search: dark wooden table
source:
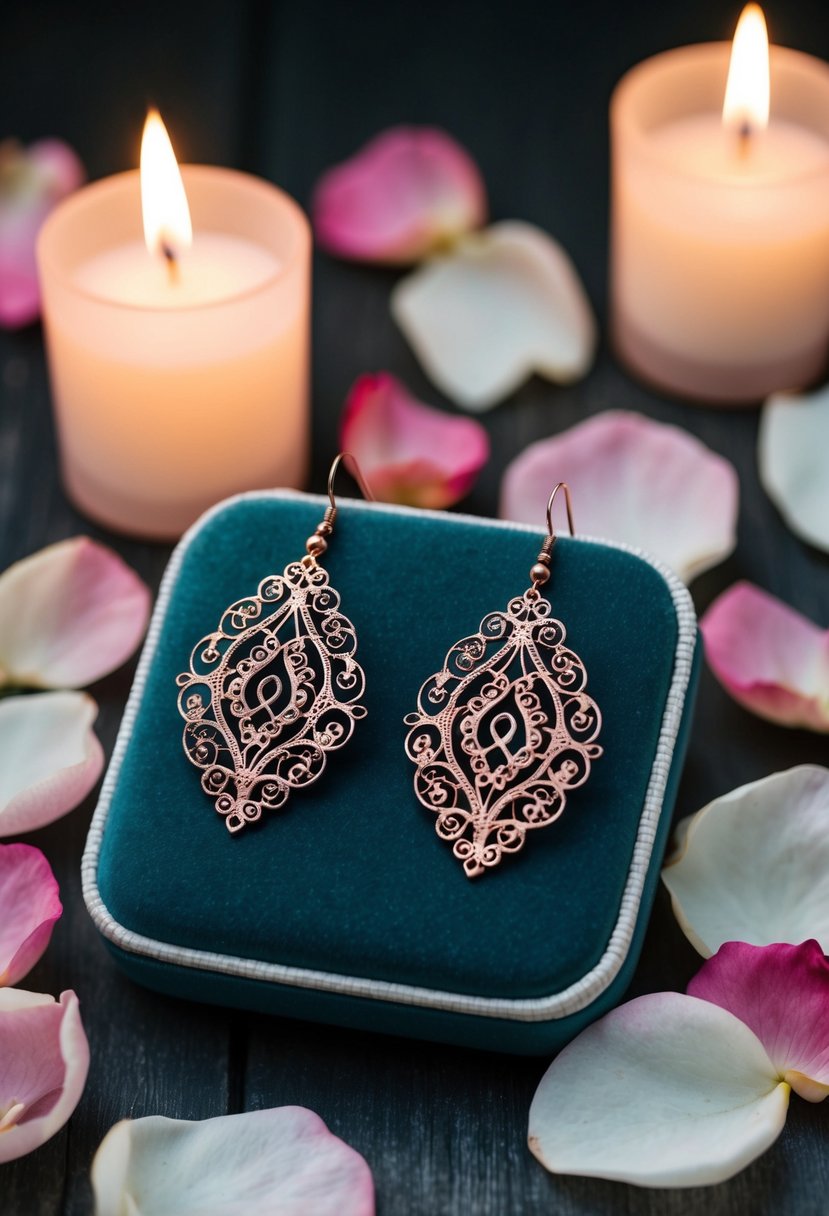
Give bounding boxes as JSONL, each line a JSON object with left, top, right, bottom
{"left": 2, "top": 2, "right": 828, "bottom": 1212}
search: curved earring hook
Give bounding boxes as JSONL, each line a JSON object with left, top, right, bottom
{"left": 529, "top": 481, "right": 576, "bottom": 593}
{"left": 327, "top": 451, "right": 374, "bottom": 511}
{"left": 546, "top": 481, "right": 575, "bottom": 540}
{"left": 305, "top": 452, "right": 374, "bottom": 563}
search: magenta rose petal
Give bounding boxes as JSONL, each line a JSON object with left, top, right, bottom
{"left": 689, "top": 941, "right": 829, "bottom": 1102}
{"left": 700, "top": 581, "right": 829, "bottom": 732}
{"left": 313, "top": 126, "right": 486, "bottom": 265}
{"left": 0, "top": 537, "right": 151, "bottom": 690}
{"left": 0, "top": 138, "right": 84, "bottom": 329}
{"left": 92, "top": 1106, "right": 375, "bottom": 1216}
{"left": 528, "top": 992, "right": 788, "bottom": 1188}
{"left": 501, "top": 410, "right": 738, "bottom": 582}
{"left": 0, "top": 989, "right": 90, "bottom": 1163}
{"left": 340, "top": 372, "right": 489, "bottom": 508}
{"left": 0, "top": 844, "right": 62, "bottom": 986}
{"left": 0, "top": 692, "right": 104, "bottom": 837}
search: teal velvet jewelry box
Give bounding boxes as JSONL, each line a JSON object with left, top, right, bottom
{"left": 82, "top": 490, "right": 700, "bottom": 1055}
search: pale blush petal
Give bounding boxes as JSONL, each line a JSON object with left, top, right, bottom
{"left": 701, "top": 582, "right": 829, "bottom": 732}
{"left": 0, "top": 844, "right": 62, "bottom": 986}
{"left": 0, "top": 692, "right": 103, "bottom": 837}
{"left": 528, "top": 992, "right": 787, "bottom": 1188}
{"left": 759, "top": 383, "right": 829, "bottom": 552}
{"left": 0, "top": 989, "right": 89, "bottom": 1163}
{"left": 392, "top": 221, "right": 595, "bottom": 410}
{"left": 0, "top": 537, "right": 151, "bottom": 689}
{"left": 27, "top": 140, "right": 86, "bottom": 198}
{"left": 313, "top": 126, "right": 486, "bottom": 265}
{"left": 0, "top": 139, "right": 84, "bottom": 329}
{"left": 340, "top": 372, "right": 489, "bottom": 508}
{"left": 501, "top": 410, "right": 738, "bottom": 582}
{"left": 92, "top": 1107, "right": 375, "bottom": 1216}
{"left": 662, "top": 765, "right": 829, "bottom": 957}
{"left": 688, "top": 941, "right": 829, "bottom": 1103}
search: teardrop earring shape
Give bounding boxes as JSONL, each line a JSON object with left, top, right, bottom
{"left": 176, "top": 454, "right": 371, "bottom": 834}
{"left": 404, "top": 483, "right": 603, "bottom": 878}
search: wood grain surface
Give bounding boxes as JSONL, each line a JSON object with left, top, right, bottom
{"left": 1, "top": 2, "right": 828, "bottom": 1212}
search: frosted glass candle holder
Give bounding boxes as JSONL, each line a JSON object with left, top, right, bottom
{"left": 610, "top": 44, "right": 829, "bottom": 404}
{"left": 37, "top": 166, "right": 311, "bottom": 538}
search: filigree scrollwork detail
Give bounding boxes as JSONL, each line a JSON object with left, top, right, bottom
{"left": 177, "top": 560, "right": 366, "bottom": 833}
{"left": 404, "top": 590, "right": 602, "bottom": 878}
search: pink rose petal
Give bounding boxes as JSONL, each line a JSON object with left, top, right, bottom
{"left": 92, "top": 1106, "right": 374, "bottom": 1216}
{"left": 689, "top": 941, "right": 829, "bottom": 1102}
{"left": 0, "top": 537, "right": 151, "bottom": 689}
{"left": 0, "top": 139, "right": 84, "bottom": 328}
{"left": 0, "top": 692, "right": 104, "bottom": 837}
{"left": 340, "top": 372, "right": 489, "bottom": 508}
{"left": 501, "top": 411, "right": 738, "bottom": 582}
{"left": 701, "top": 582, "right": 829, "bottom": 732}
{"left": 0, "top": 989, "right": 90, "bottom": 1163}
{"left": 0, "top": 844, "right": 62, "bottom": 987}
{"left": 313, "top": 126, "right": 486, "bottom": 265}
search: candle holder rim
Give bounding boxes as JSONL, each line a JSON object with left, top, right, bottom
{"left": 611, "top": 40, "right": 829, "bottom": 193}
{"left": 36, "top": 163, "right": 311, "bottom": 316}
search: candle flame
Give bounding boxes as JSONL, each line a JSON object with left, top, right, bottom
{"left": 723, "top": 4, "right": 770, "bottom": 135}
{"left": 140, "top": 109, "right": 192, "bottom": 262}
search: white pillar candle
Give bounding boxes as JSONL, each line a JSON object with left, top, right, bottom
{"left": 37, "top": 116, "right": 310, "bottom": 539}
{"left": 610, "top": 8, "right": 829, "bottom": 404}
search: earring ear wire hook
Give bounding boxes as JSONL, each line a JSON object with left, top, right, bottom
{"left": 327, "top": 451, "right": 375, "bottom": 513}
{"left": 530, "top": 481, "right": 576, "bottom": 591}
{"left": 306, "top": 452, "right": 374, "bottom": 562}
{"left": 546, "top": 481, "right": 575, "bottom": 539}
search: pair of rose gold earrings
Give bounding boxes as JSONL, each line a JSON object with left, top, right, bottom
{"left": 176, "top": 454, "right": 603, "bottom": 878}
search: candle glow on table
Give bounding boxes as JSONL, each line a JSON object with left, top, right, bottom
{"left": 37, "top": 110, "right": 310, "bottom": 538}
{"left": 610, "top": 5, "right": 829, "bottom": 403}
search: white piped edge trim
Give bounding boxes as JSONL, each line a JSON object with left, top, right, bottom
{"left": 82, "top": 490, "right": 697, "bottom": 1023}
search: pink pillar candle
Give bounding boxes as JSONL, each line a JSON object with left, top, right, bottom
{"left": 37, "top": 166, "right": 310, "bottom": 538}
{"left": 610, "top": 43, "right": 829, "bottom": 404}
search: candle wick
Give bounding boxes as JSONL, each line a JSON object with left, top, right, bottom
{"left": 162, "top": 241, "right": 179, "bottom": 284}
{"left": 737, "top": 120, "right": 752, "bottom": 159}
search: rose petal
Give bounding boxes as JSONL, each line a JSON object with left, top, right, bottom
{"left": 0, "top": 844, "right": 62, "bottom": 986}
{"left": 339, "top": 372, "right": 489, "bottom": 508}
{"left": 0, "top": 139, "right": 84, "bottom": 328}
{"left": 662, "top": 765, "right": 829, "bottom": 957}
{"left": 0, "top": 989, "right": 89, "bottom": 1163}
{"left": 0, "top": 537, "right": 151, "bottom": 689}
{"left": 0, "top": 692, "right": 103, "bottom": 837}
{"left": 501, "top": 410, "right": 738, "bottom": 582}
{"left": 392, "top": 221, "right": 596, "bottom": 410}
{"left": 759, "top": 382, "right": 829, "bottom": 553}
{"left": 689, "top": 941, "right": 829, "bottom": 1102}
{"left": 700, "top": 581, "right": 829, "bottom": 732}
{"left": 92, "top": 1107, "right": 375, "bottom": 1216}
{"left": 312, "top": 126, "right": 486, "bottom": 265}
{"left": 528, "top": 992, "right": 788, "bottom": 1188}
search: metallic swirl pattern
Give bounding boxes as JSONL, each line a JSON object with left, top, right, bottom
{"left": 404, "top": 590, "right": 602, "bottom": 878}
{"left": 177, "top": 560, "right": 366, "bottom": 833}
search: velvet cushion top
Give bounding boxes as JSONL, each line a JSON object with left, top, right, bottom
{"left": 97, "top": 493, "right": 683, "bottom": 1003}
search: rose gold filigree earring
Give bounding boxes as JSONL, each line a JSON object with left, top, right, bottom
{"left": 176, "top": 454, "right": 372, "bottom": 834}
{"left": 404, "top": 483, "right": 603, "bottom": 878}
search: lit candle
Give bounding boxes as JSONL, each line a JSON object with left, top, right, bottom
{"left": 37, "top": 111, "right": 310, "bottom": 538}
{"left": 610, "top": 6, "right": 829, "bottom": 404}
